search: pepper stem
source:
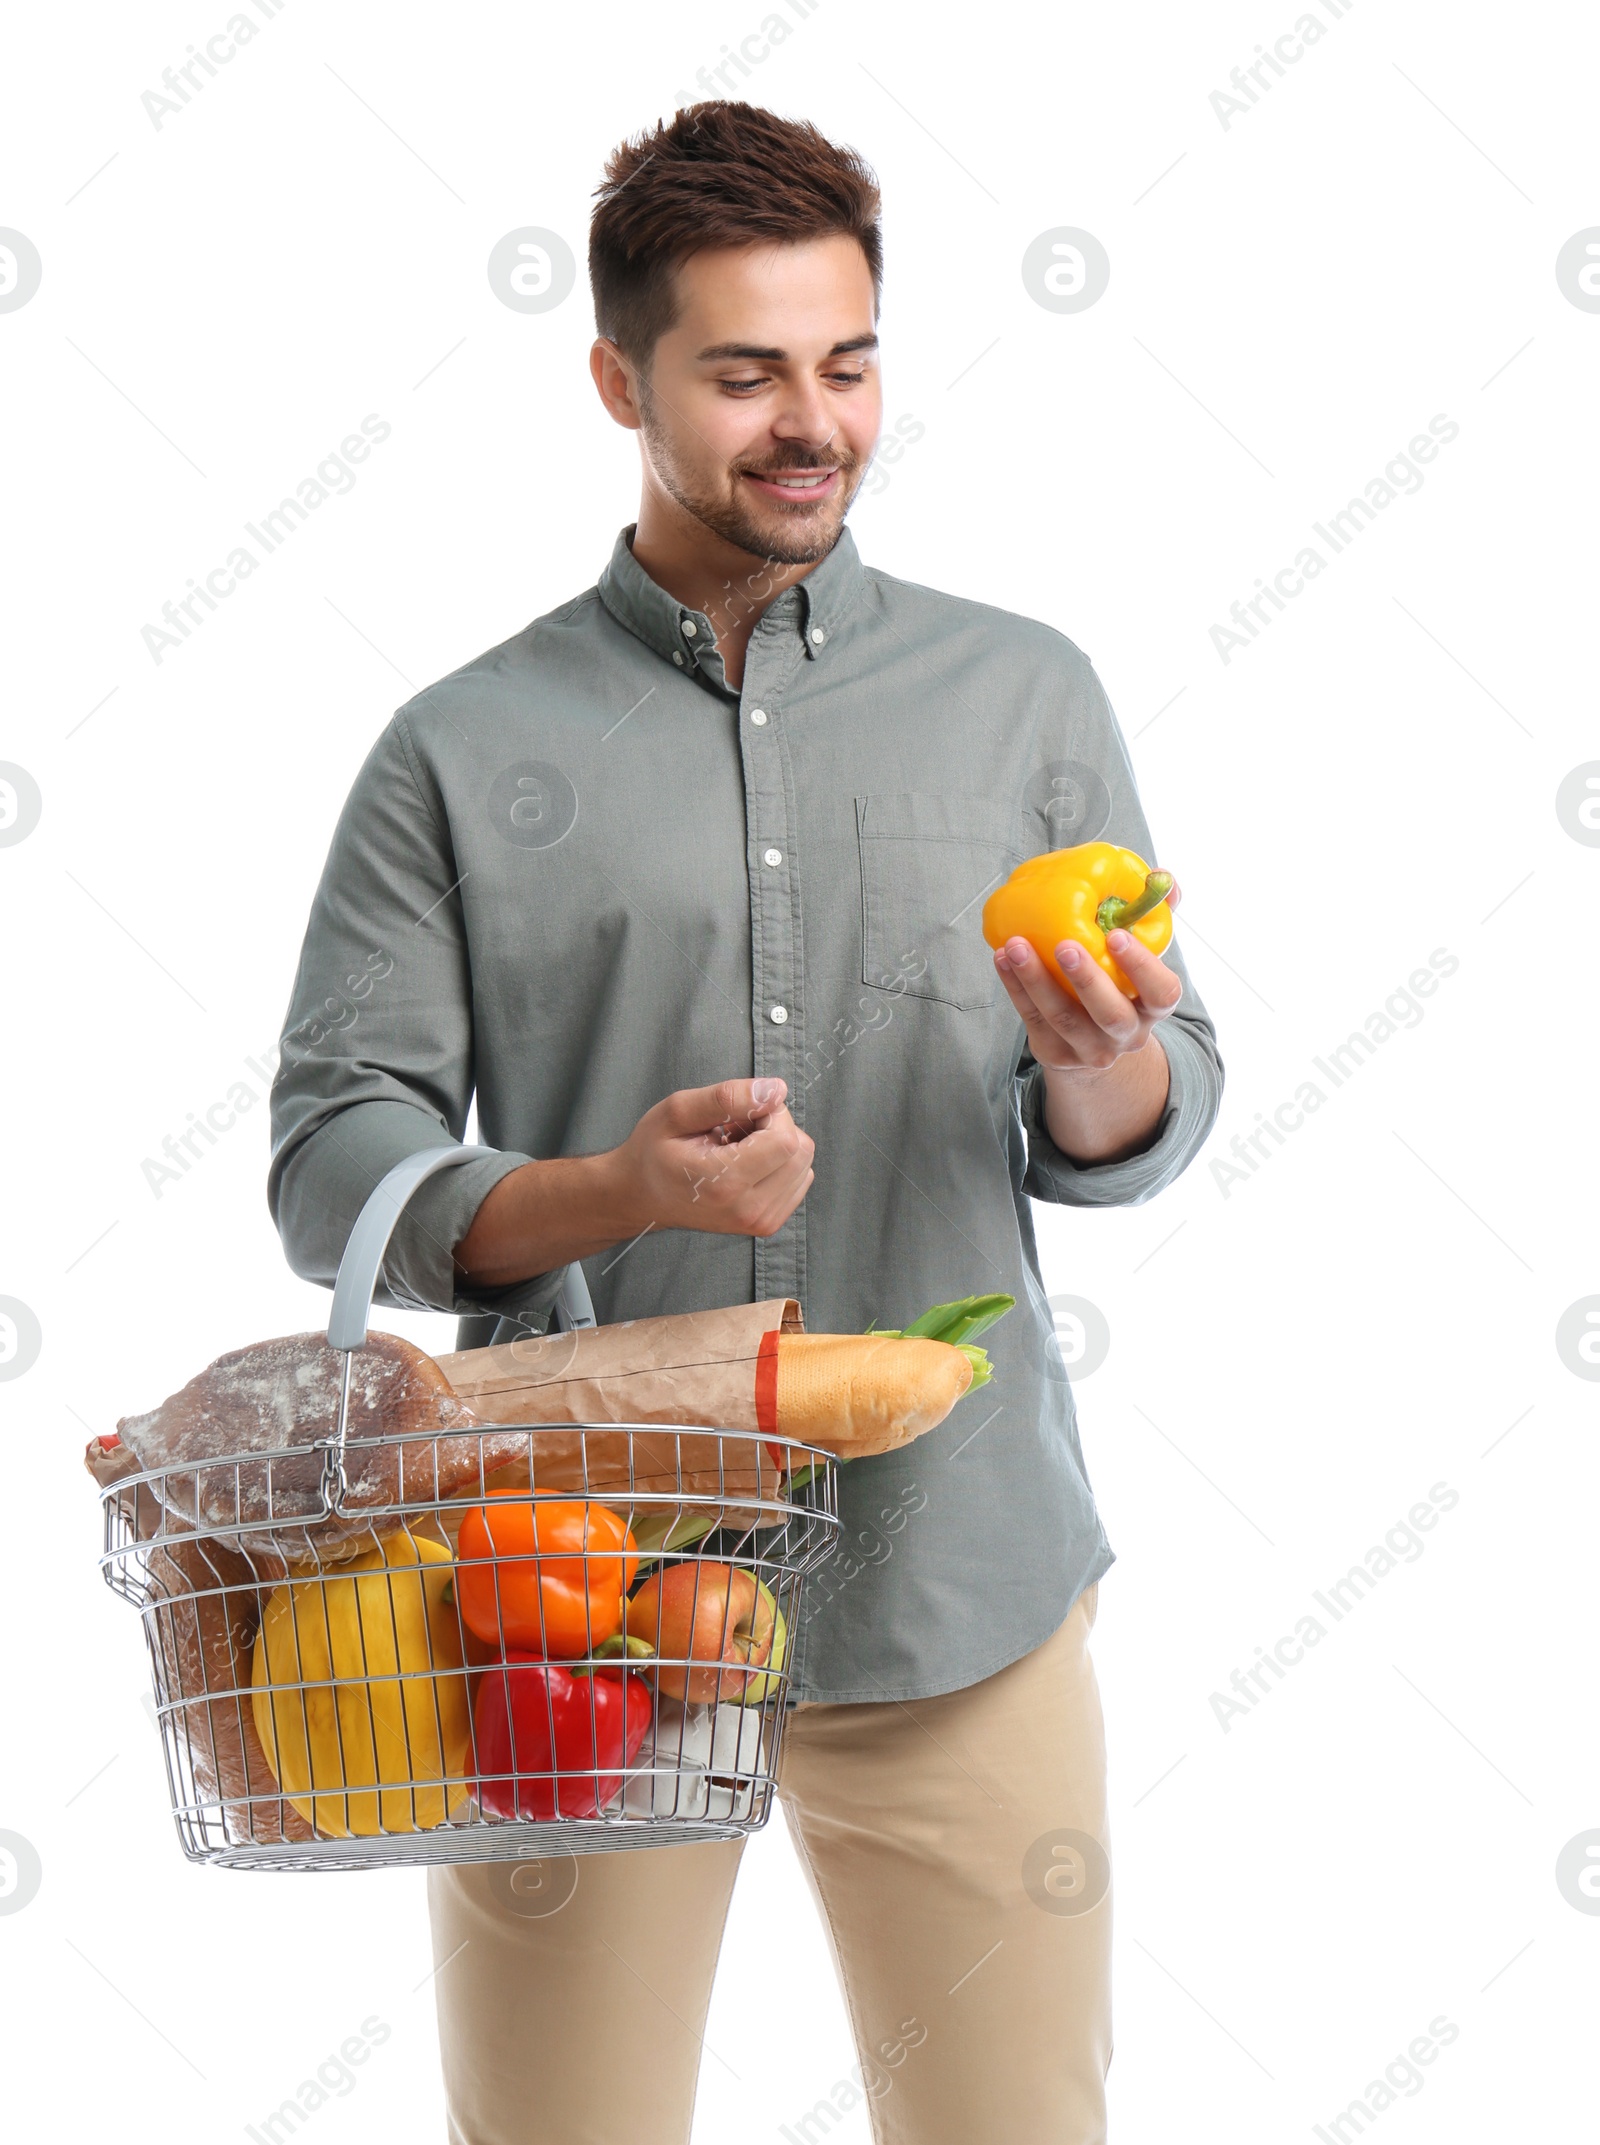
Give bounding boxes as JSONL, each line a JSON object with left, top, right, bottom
{"left": 569, "top": 1631, "right": 656, "bottom": 1678}
{"left": 1096, "top": 871, "right": 1173, "bottom": 935}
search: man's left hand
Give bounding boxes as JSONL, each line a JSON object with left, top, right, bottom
{"left": 992, "top": 882, "right": 1184, "bottom": 1076}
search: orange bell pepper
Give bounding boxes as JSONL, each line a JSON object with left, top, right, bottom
{"left": 455, "top": 1494, "right": 639, "bottom": 1658}
{"left": 982, "top": 841, "right": 1174, "bottom": 1000}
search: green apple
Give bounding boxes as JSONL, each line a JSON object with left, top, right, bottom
{"left": 733, "top": 1583, "right": 786, "bottom": 1706}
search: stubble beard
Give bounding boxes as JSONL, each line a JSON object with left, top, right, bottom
{"left": 637, "top": 386, "right": 861, "bottom": 567}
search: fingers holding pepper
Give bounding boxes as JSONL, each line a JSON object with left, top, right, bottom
{"left": 986, "top": 843, "right": 1184, "bottom": 1073}
{"left": 984, "top": 842, "right": 1176, "bottom": 993}
{"left": 1096, "top": 925, "right": 1184, "bottom": 1020}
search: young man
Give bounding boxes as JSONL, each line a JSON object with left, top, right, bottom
{"left": 270, "top": 102, "right": 1221, "bottom": 2145}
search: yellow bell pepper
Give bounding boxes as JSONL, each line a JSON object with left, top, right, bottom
{"left": 252, "top": 1530, "right": 471, "bottom": 1838}
{"left": 982, "top": 841, "right": 1174, "bottom": 1000}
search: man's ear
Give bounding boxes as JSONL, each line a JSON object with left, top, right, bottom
{"left": 590, "top": 338, "right": 644, "bottom": 432}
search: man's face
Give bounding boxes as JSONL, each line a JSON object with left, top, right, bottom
{"left": 623, "top": 234, "right": 881, "bottom": 565}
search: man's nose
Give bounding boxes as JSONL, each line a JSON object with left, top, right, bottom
{"left": 768, "top": 383, "right": 839, "bottom": 449}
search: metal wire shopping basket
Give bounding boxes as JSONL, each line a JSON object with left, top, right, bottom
{"left": 98, "top": 1146, "right": 841, "bottom": 1871}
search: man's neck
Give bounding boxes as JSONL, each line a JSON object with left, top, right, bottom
{"left": 629, "top": 494, "right": 826, "bottom": 692}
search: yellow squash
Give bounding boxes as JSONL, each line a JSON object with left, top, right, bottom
{"left": 252, "top": 1529, "right": 471, "bottom": 1838}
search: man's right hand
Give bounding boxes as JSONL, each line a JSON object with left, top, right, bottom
{"left": 452, "top": 1077, "right": 814, "bottom": 1291}
{"left": 609, "top": 1077, "right": 815, "bottom": 1238}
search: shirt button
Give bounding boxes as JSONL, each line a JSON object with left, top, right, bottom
{"left": 672, "top": 651, "right": 685, "bottom": 666}
{"left": 769, "top": 1004, "right": 789, "bottom": 1024}
{"left": 749, "top": 708, "right": 768, "bottom": 726}
{"left": 681, "top": 619, "right": 698, "bottom": 638}
{"left": 763, "top": 847, "right": 782, "bottom": 867}
{"left": 810, "top": 627, "right": 826, "bottom": 645}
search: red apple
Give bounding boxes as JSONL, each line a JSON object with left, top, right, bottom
{"left": 626, "top": 1562, "right": 776, "bottom": 1703}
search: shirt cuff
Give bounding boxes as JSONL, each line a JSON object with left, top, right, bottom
{"left": 270, "top": 1097, "right": 564, "bottom": 1321}
{"left": 1018, "top": 1015, "right": 1220, "bottom": 1208}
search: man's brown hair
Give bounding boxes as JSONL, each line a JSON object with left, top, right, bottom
{"left": 590, "top": 101, "right": 882, "bottom": 372}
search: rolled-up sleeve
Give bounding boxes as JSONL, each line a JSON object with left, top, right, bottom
{"left": 1019, "top": 941, "right": 1222, "bottom": 1207}
{"left": 267, "top": 712, "right": 558, "bottom": 1324}
{"left": 1016, "top": 640, "right": 1224, "bottom": 1208}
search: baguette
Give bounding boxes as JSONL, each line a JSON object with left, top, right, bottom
{"left": 447, "top": 1331, "right": 974, "bottom": 1494}
{"left": 441, "top": 1300, "right": 986, "bottom": 1469}
{"left": 757, "top": 1332, "right": 973, "bottom": 1457}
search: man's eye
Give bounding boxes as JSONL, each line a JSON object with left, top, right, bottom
{"left": 828, "top": 370, "right": 869, "bottom": 386}
{"left": 720, "top": 377, "right": 767, "bottom": 394}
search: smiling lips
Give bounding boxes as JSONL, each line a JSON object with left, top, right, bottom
{"left": 742, "top": 466, "right": 838, "bottom": 503}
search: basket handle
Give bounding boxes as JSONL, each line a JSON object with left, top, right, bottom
{"left": 316, "top": 1143, "right": 595, "bottom": 1513}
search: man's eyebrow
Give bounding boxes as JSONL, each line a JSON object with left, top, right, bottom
{"left": 694, "top": 333, "right": 880, "bottom": 362}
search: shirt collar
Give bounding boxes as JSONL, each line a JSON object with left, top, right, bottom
{"left": 597, "top": 522, "right": 864, "bottom": 684}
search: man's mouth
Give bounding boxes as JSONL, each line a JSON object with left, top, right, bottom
{"left": 741, "top": 467, "right": 840, "bottom": 503}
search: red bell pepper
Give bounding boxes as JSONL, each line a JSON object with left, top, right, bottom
{"left": 473, "top": 1639, "right": 654, "bottom": 1820}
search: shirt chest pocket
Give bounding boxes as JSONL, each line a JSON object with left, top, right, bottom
{"left": 856, "top": 793, "right": 1027, "bottom": 1011}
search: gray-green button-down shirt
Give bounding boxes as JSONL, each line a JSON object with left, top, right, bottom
{"left": 269, "top": 524, "right": 1222, "bottom": 1703}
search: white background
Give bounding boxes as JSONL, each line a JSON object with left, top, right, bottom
{"left": 3, "top": 0, "right": 1597, "bottom": 2138}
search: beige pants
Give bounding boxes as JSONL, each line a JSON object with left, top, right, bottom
{"left": 427, "top": 1583, "right": 1108, "bottom": 2143}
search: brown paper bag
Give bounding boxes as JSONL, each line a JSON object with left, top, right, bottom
{"left": 434, "top": 1299, "right": 807, "bottom": 1514}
